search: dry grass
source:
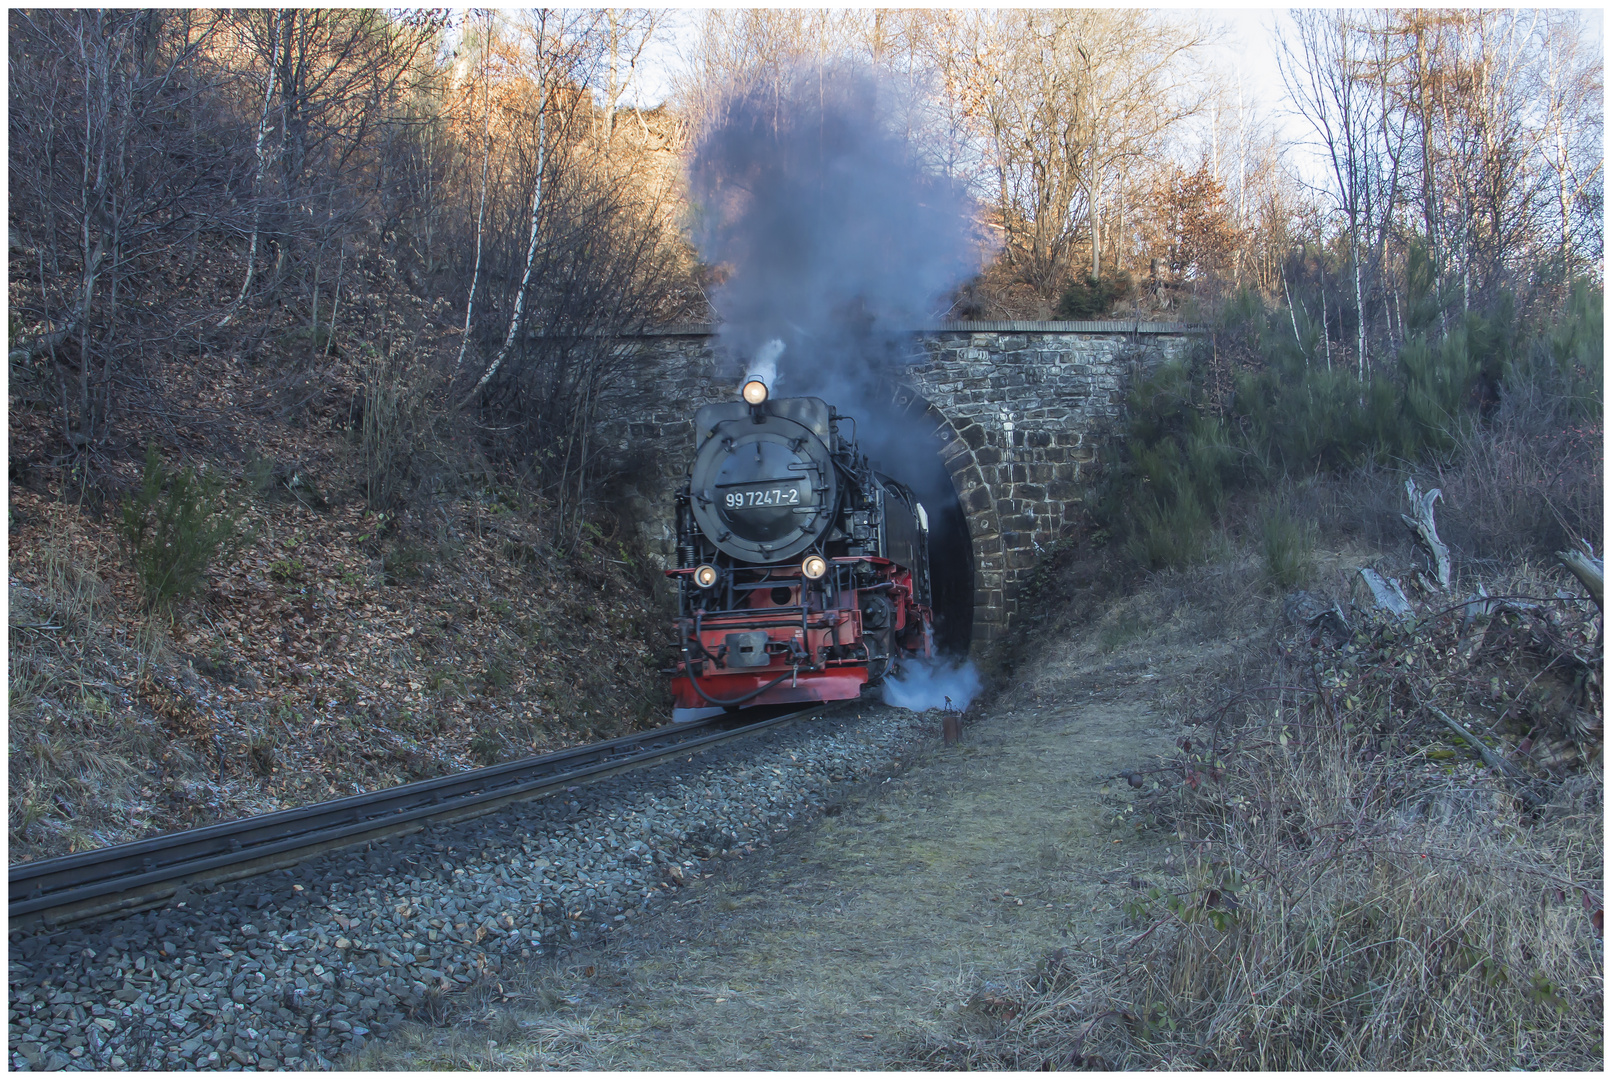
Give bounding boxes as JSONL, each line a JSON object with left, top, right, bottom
{"left": 1436, "top": 416, "right": 1603, "bottom": 567}
{"left": 908, "top": 749, "right": 1600, "bottom": 1069}
{"left": 905, "top": 530, "right": 1602, "bottom": 1070}
{"left": 9, "top": 544, "right": 163, "bottom": 855}
{"left": 1124, "top": 748, "right": 1601, "bottom": 1069}
{"left": 1121, "top": 585, "right": 1604, "bottom": 1072}
{"left": 358, "top": 1005, "right": 629, "bottom": 1070}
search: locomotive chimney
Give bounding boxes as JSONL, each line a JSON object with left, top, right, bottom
{"left": 741, "top": 338, "right": 784, "bottom": 415}
{"left": 740, "top": 338, "right": 783, "bottom": 401}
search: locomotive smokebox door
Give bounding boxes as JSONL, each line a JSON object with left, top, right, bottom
{"left": 724, "top": 631, "right": 771, "bottom": 668}
{"left": 687, "top": 397, "right": 839, "bottom": 563}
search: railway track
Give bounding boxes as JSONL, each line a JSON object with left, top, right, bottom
{"left": 10, "top": 705, "right": 824, "bottom": 933}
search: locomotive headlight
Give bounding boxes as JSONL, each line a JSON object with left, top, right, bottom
{"left": 693, "top": 564, "right": 718, "bottom": 589}
{"left": 801, "top": 554, "right": 828, "bottom": 580}
{"left": 741, "top": 340, "right": 781, "bottom": 405}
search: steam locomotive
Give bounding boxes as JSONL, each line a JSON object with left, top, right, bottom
{"left": 667, "top": 371, "right": 934, "bottom": 718}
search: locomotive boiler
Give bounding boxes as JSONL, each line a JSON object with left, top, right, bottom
{"left": 667, "top": 372, "right": 934, "bottom": 718}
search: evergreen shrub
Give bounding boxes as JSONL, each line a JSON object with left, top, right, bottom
{"left": 1057, "top": 270, "right": 1135, "bottom": 319}
{"left": 118, "top": 444, "right": 245, "bottom": 608}
{"left": 1098, "top": 280, "right": 1602, "bottom": 572}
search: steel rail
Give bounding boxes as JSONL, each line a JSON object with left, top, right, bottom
{"left": 10, "top": 705, "right": 826, "bottom": 932}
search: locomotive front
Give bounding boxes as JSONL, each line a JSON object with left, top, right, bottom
{"left": 667, "top": 379, "right": 933, "bottom": 718}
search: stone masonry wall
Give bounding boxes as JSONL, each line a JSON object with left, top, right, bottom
{"left": 595, "top": 321, "right": 1200, "bottom": 653}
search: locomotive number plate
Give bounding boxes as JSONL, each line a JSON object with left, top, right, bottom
{"left": 722, "top": 483, "right": 808, "bottom": 510}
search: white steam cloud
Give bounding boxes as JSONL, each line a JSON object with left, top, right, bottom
{"left": 741, "top": 337, "right": 785, "bottom": 395}
{"left": 881, "top": 657, "right": 982, "bottom": 713}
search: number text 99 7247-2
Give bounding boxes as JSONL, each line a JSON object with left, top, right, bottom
{"left": 724, "top": 486, "right": 803, "bottom": 510}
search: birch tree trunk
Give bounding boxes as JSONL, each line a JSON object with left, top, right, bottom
{"left": 453, "top": 11, "right": 495, "bottom": 378}
{"left": 1353, "top": 233, "right": 1365, "bottom": 378}
{"left": 1282, "top": 269, "right": 1305, "bottom": 360}
{"left": 1319, "top": 279, "right": 1331, "bottom": 370}
{"left": 219, "top": 12, "right": 280, "bottom": 327}
{"left": 463, "top": 92, "right": 545, "bottom": 405}
{"left": 1089, "top": 173, "right": 1101, "bottom": 280}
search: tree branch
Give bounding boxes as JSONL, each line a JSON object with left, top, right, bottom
{"left": 1556, "top": 540, "right": 1603, "bottom": 613}
{"left": 1401, "top": 478, "right": 1451, "bottom": 589}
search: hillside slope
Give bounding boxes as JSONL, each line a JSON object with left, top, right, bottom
{"left": 9, "top": 346, "right": 676, "bottom": 863}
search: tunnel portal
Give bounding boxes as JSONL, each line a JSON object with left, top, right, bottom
{"left": 599, "top": 320, "right": 1201, "bottom": 654}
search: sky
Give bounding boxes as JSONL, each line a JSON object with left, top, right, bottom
{"left": 536, "top": 3, "right": 1601, "bottom": 141}
{"left": 620, "top": 7, "right": 1315, "bottom": 170}
{"left": 624, "top": 6, "right": 1297, "bottom": 113}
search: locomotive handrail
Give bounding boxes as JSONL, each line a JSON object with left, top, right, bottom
{"left": 680, "top": 618, "right": 831, "bottom": 635}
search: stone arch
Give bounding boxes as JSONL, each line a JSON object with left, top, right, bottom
{"left": 598, "top": 321, "right": 1203, "bottom": 653}
{"left": 875, "top": 379, "right": 1007, "bottom": 654}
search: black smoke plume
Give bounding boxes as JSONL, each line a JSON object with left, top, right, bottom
{"left": 688, "top": 62, "right": 984, "bottom": 401}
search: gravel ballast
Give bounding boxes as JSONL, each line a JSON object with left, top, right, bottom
{"left": 8, "top": 704, "right": 935, "bottom": 1071}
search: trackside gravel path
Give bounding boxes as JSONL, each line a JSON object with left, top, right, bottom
{"left": 366, "top": 634, "right": 1232, "bottom": 1069}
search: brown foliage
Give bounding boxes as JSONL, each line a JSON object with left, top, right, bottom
{"left": 1147, "top": 161, "right": 1247, "bottom": 299}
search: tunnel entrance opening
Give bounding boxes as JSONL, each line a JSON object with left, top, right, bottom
{"left": 842, "top": 391, "right": 974, "bottom": 656}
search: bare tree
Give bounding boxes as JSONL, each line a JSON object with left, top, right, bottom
{"left": 598, "top": 9, "right": 663, "bottom": 150}
{"left": 1531, "top": 12, "right": 1602, "bottom": 289}
{"left": 975, "top": 10, "right": 1209, "bottom": 298}
{"left": 9, "top": 10, "right": 232, "bottom": 450}
{"left": 218, "top": 11, "right": 281, "bottom": 327}
{"left": 226, "top": 9, "right": 439, "bottom": 328}
{"left": 453, "top": 9, "right": 497, "bottom": 377}
{"left": 429, "top": 9, "right": 690, "bottom": 535}
{"left": 1280, "top": 9, "right": 1602, "bottom": 369}
{"left": 463, "top": 9, "right": 606, "bottom": 402}
{"left": 1280, "top": 10, "right": 1377, "bottom": 376}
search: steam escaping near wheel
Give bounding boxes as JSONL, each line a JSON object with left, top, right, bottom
{"left": 881, "top": 657, "right": 982, "bottom": 713}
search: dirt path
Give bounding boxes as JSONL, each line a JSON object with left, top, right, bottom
{"left": 366, "top": 605, "right": 1250, "bottom": 1069}
{"left": 573, "top": 688, "right": 1176, "bottom": 1069}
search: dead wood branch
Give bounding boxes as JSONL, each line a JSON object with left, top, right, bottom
{"left": 1356, "top": 568, "right": 1413, "bottom": 620}
{"left": 1460, "top": 582, "right": 1498, "bottom": 628}
{"left": 8, "top": 319, "right": 81, "bottom": 366}
{"left": 1401, "top": 478, "right": 1452, "bottom": 589}
{"left": 1422, "top": 700, "right": 1546, "bottom": 807}
{"left": 1556, "top": 540, "right": 1603, "bottom": 614}
{"left": 1284, "top": 590, "right": 1353, "bottom": 643}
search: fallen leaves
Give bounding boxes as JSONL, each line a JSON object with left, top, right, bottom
{"left": 9, "top": 344, "right": 675, "bottom": 860}
{"left": 138, "top": 676, "right": 209, "bottom": 741}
